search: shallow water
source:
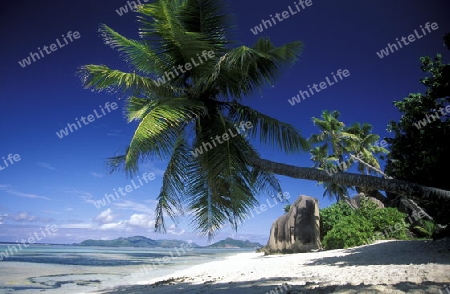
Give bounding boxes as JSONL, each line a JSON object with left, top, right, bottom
{"left": 0, "top": 244, "right": 251, "bottom": 293}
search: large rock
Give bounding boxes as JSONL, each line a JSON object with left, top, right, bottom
{"left": 349, "top": 193, "right": 384, "bottom": 209}
{"left": 263, "top": 195, "right": 322, "bottom": 254}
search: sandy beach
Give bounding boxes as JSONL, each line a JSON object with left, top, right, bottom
{"left": 91, "top": 239, "right": 450, "bottom": 294}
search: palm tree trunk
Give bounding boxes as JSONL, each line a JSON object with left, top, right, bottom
{"left": 249, "top": 156, "right": 450, "bottom": 201}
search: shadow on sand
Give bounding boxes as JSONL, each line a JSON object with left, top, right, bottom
{"left": 96, "top": 240, "right": 450, "bottom": 294}
{"left": 306, "top": 239, "right": 450, "bottom": 267}
{"left": 97, "top": 278, "right": 449, "bottom": 294}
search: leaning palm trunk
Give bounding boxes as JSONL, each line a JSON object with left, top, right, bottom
{"left": 249, "top": 156, "right": 450, "bottom": 201}
{"left": 349, "top": 154, "right": 392, "bottom": 179}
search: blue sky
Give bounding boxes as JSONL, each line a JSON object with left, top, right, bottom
{"left": 0, "top": 0, "right": 449, "bottom": 246}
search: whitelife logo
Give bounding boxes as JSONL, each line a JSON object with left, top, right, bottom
{"left": 250, "top": 0, "right": 313, "bottom": 35}
{"left": 93, "top": 172, "right": 156, "bottom": 209}
{"left": 0, "top": 154, "right": 21, "bottom": 171}
{"left": 115, "top": 0, "right": 149, "bottom": 16}
{"left": 376, "top": 22, "right": 439, "bottom": 59}
{"left": 18, "top": 31, "right": 81, "bottom": 68}
{"left": 153, "top": 50, "right": 215, "bottom": 87}
{"left": 55, "top": 102, "right": 118, "bottom": 139}
{"left": 413, "top": 105, "right": 450, "bottom": 130}
{"left": 287, "top": 69, "right": 350, "bottom": 106}
{"left": 190, "top": 121, "right": 253, "bottom": 157}
{"left": 0, "top": 225, "right": 58, "bottom": 261}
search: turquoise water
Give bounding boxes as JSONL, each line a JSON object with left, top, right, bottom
{"left": 0, "top": 244, "right": 252, "bottom": 293}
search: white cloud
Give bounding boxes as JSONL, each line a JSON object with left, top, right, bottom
{"left": 90, "top": 172, "right": 103, "bottom": 178}
{"left": 66, "top": 189, "right": 95, "bottom": 204}
{"left": 36, "top": 162, "right": 56, "bottom": 171}
{"left": 128, "top": 214, "right": 155, "bottom": 229}
{"left": 0, "top": 214, "right": 7, "bottom": 225}
{"left": 0, "top": 186, "right": 51, "bottom": 200}
{"left": 100, "top": 222, "right": 127, "bottom": 230}
{"left": 13, "top": 212, "right": 37, "bottom": 221}
{"left": 60, "top": 223, "right": 93, "bottom": 229}
{"left": 97, "top": 213, "right": 155, "bottom": 231}
{"left": 94, "top": 209, "right": 115, "bottom": 224}
{"left": 167, "top": 229, "right": 185, "bottom": 236}
{"left": 113, "top": 200, "right": 154, "bottom": 214}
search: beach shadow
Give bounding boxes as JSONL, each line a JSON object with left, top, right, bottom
{"left": 307, "top": 239, "right": 450, "bottom": 266}
{"left": 95, "top": 278, "right": 449, "bottom": 293}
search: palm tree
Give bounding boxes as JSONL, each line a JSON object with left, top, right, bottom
{"left": 309, "top": 110, "right": 358, "bottom": 162}
{"left": 309, "top": 110, "right": 359, "bottom": 201}
{"left": 345, "top": 123, "right": 388, "bottom": 175}
{"left": 79, "top": 0, "right": 450, "bottom": 239}
{"left": 79, "top": 0, "right": 307, "bottom": 239}
{"left": 310, "top": 145, "right": 352, "bottom": 202}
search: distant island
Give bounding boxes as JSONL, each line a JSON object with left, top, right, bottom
{"left": 76, "top": 236, "right": 201, "bottom": 248}
{"left": 207, "top": 237, "right": 262, "bottom": 249}
{"left": 75, "top": 236, "right": 262, "bottom": 249}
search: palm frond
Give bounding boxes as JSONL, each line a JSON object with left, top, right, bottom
{"left": 154, "top": 135, "right": 191, "bottom": 232}
{"left": 98, "top": 24, "right": 167, "bottom": 76}
{"left": 78, "top": 65, "right": 175, "bottom": 97}
{"left": 227, "top": 101, "right": 309, "bottom": 153}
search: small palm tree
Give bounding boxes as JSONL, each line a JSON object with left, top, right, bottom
{"left": 309, "top": 110, "right": 359, "bottom": 201}
{"left": 310, "top": 145, "right": 351, "bottom": 202}
{"left": 309, "top": 110, "right": 358, "bottom": 162}
{"left": 345, "top": 123, "right": 389, "bottom": 175}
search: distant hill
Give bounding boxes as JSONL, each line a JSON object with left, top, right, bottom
{"left": 76, "top": 236, "right": 200, "bottom": 248}
{"left": 207, "top": 237, "right": 262, "bottom": 249}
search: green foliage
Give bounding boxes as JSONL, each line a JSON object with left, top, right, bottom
{"left": 79, "top": 0, "right": 309, "bottom": 239}
{"left": 207, "top": 237, "right": 262, "bottom": 248}
{"left": 320, "top": 201, "right": 354, "bottom": 240}
{"left": 369, "top": 208, "right": 409, "bottom": 240}
{"left": 357, "top": 197, "right": 409, "bottom": 240}
{"left": 309, "top": 110, "right": 389, "bottom": 201}
{"left": 322, "top": 214, "right": 374, "bottom": 249}
{"left": 283, "top": 204, "right": 291, "bottom": 213}
{"left": 77, "top": 236, "right": 199, "bottom": 248}
{"left": 385, "top": 47, "right": 450, "bottom": 225}
{"left": 412, "top": 219, "right": 436, "bottom": 238}
{"left": 321, "top": 197, "right": 410, "bottom": 249}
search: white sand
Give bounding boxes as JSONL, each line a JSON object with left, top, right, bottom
{"left": 92, "top": 239, "right": 450, "bottom": 294}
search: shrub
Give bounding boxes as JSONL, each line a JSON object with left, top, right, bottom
{"left": 320, "top": 201, "right": 354, "bottom": 241}
{"left": 412, "top": 219, "right": 436, "bottom": 238}
{"left": 322, "top": 214, "right": 374, "bottom": 249}
{"left": 320, "top": 197, "right": 410, "bottom": 249}
{"left": 356, "top": 197, "right": 409, "bottom": 240}
{"left": 370, "top": 208, "right": 409, "bottom": 240}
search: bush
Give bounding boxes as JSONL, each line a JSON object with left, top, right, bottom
{"left": 322, "top": 214, "right": 374, "bottom": 249}
{"left": 370, "top": 208, "right": 409, "bottom": 240}
{"left": 412, "top": 219, "right": 436, "bottom": 238}
{"left": 320, "top": 197, "right": 411, "bottom": 249}
{"left": 356, "top": 197, "right": 409, "bottom": 240}
{"left": 320, "top": 201, "right": 354, "bottom": 240}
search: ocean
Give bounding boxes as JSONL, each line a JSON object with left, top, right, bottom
{"left": 0, "top": 244, "right": 253, "bottom": 293}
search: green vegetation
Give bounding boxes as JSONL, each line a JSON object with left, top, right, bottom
{"left": 309, "top": 110, "right": 388, "bottom": 202}
{"left": 321, "top": 198, "right": 410, "bottom": 249}
{"left": 323, "top": 213, "right": 374, "bottom": 249}
{"left": 411, "top": 219, "right": 436, "bottom": 239}
{"left": 79, "top": 0, "right": 450, "bottom": 241}
{"left": 320, "top": 201, "right": 354, "bottom": 241}
{"left": 79, "top": 0, "right": 308, "bottom": 240}
{"left": 207, "top": 237, "right": 262, "bottom": 248}
{"left": 77, "top": 236, "right": 199, "bottom": 248}
{"left": 386, "top": 42, "right": 450, "bottom": 226}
